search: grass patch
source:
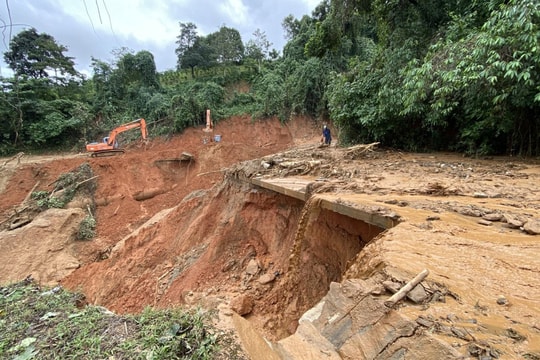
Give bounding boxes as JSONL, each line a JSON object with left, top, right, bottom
{"left": 27, "top": 162, "right": 98, "bottom": 240}
{"left": 77, "top": 215, "right": 96, "bottom": 240}
{"left": 0, "top": 278, "right": 246, "bottom": 359}
{"left": 30, "top": 162, "right": 96, "bottom": 211}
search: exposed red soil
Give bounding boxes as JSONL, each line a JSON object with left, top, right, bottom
{"left": 1, "top": 115, "right": 540, "bottom": 359}
{"left": 0, "top": 115, "right": 322, "bottom": 313}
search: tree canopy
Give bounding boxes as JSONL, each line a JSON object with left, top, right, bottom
{"left": 3, "top": 28, "right": 79, "bottom": 80}
{"left": 1, "top": 1, "right": 539, "bottom": 156}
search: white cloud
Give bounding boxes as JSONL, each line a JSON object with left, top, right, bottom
{"left": 0, "top": 0, "right": 316, "bottom": 73}
{"left": 302, "top": 0, "right": 321, "bottom": 9}
{"left": 219, "top": 0, "right": 250, "bottom": 27}
{"left": 0, "top": 66, "right": 13, "bottom": 78}
{"left": 57, "top": 0, "right": 178, "bottom": 47}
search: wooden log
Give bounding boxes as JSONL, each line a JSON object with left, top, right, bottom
{"left": 75, "top": 175, "right": 99, "bottom": 189}
{"left": 132, "top": 188, "right": 167, "bottom": 201}
{"left": 180, "top": 152, "right": 194, "bottom": 161}
{"left": 384, "top": 269, "right": 430, "bottom": 308}
{"left": 196, "top": 169, "right": 226, "bottom": 177}
{"left": 22, "top": 181, "right": 40, "bottom": 205}
{"left": 9, "top": 217, "right": 31, "bottom": 230}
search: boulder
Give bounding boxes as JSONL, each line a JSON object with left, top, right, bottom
{"left": 503, "top": 214, "right": 524, "bottom": 229}
{"left": 478, "top": 220, "right": 493, "bottom": 226}
{"left": 230, "top": 294, "right": 254, "bottom": 316}
{"left": 483, "top": 213, "right": 503, "bottom": 222}
{"left": 258, "top": 273, "right": 276, "bottom": 285}
{"left": 523, "top": 220, "right": 540, "bottom": 235}
{"left": 245, "top": 259, "right": 260, "bottom": 275}
{"left": 407, "top": 284, "right": 429, "bottom": 304}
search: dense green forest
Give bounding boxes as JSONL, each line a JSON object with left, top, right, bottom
{"left": 0, "top": 0, "right": 538, "bottom": 156}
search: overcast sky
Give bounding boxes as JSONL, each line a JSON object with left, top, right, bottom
{"left": 0, "top": 0, "right": 320, "bottom": 77}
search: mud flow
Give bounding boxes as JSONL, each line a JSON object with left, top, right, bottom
{"left": 274, "top": 199, "right": 386, "bottom": 337}
{"left": 1, "top": 117, "right": 540, "bottom": 359}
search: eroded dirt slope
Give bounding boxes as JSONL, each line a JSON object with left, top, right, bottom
{"left": 0, "top": 115, "right": 320, "bottom": 285}
{"left": 1, "top": 117, "right": 540, "bottom": 359}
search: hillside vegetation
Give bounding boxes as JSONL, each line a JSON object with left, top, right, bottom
{"left": 0, "top": 278, "right": 244, "bottom": 359}
{"left": 1, "top": 0, "right": 539, "bottom": 156}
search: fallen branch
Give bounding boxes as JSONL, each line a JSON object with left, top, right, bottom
{"left": 155, "top": 268, "right": 175, "bottom": 306}
{"left": 50, "top": 175, "right": 99, "bottom": 199}
{"left": 2, "top": 151, "right": 24, "bottom": 166}
{"left": 9, "top": 217, "right": 31, "bottom": 230}
{"left": 74, "top": 175, "right": 99, "bottom": 189}
{"left": 196, "top": 169, "right": 226, "bottom": 177}
{"left": 86, "top": 204, "right": 93, "bottom": 218}
{"left": 0, "top": 207, "right": 28, "bottom": 227}
{"left": 159, "top": 267, "right": 174, "bottom": 281}
{"left": 345, "top": 142, "right": 380, "bottom": 158}
{"left": 384, "top": 269, "right": 430, "bottom": 308}
{"left": 22, "top": 181, "right": 40, "bottom": 205}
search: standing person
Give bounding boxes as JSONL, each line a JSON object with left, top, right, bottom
{"left": 322, "top": 124, "right": 332, "bottom": 145}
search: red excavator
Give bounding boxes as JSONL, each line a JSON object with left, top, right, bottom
{"left": 86, "top": 118, "right": 148, "bottom": 157}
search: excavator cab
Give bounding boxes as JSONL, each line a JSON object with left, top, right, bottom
{"left": 102, "top": 137, "right": 119, "bottom": 148}
{"left": 86, "top": 118, "right": 147, "bottom": 156}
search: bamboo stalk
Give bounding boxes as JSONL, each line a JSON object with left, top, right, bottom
{"left": 384, "top": 269, "right": 430, "bottom": 308}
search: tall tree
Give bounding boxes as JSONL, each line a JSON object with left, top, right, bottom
{"left": 245, "top": 29, "right": 273, "bottom": 72}
{"left": 175, "top": 22, "right": 199, "bottom": 68}
{"left": 206, "top": 26, "right": 244, "bottom": 64}
{"left": 3, "top": 28, "right": 78, "bottom": 80}
{"left": 181, "top": 37, "right": 214, "bottom": 78}
{"left": 175, "top": 22, "right": 213, "bottom": 77}
{"left": 282, "top": 14, "right": 302, "bottom": 40}
{"left": 282, "top": 15, "right": 317, "bottom": 61}
{"left": 89, "top": 57, "right": 117, "bottom": 119}
{"left": 117, "top": 51, "right": 160, "bottom": 90}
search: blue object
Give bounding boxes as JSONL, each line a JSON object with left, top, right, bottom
{"left": 323, "top": 126, "right": 331, "bottom": 145}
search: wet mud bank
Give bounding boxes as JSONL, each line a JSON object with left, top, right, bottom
{"left": 3, "top": 131, "right": 540, "bottom": 359}
{"left": 19, "top": 158, "right": 539, "bottom": 359}
{"left": 191, "top": 178, "right": 392, "bottom": 343}
{"left": 60, "top": 173, "right": 389, "bottom": 342}
{"left": 271, "top": 197, "right": 387, "bottom": 339}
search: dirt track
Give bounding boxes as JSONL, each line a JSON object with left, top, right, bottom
{"left": 1, "top": 116, "right": 539, "bottom": 359}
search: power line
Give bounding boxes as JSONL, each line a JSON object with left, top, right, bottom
{"left": 82, "top": 0, "right": 119, "bottom": 46}
{"left": 101, "top": 0, "right": 118, "bottom": 42}
{"left": 83, "top": 0, "right": 97, "bottom": 35}
{"left": 94, "top": 0, "right": 102, "bottom": 24}
{"left": 5, "top": 0, "right": 12, "bottom": 43}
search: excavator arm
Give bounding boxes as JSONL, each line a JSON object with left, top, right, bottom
{"left": 106, "top": 119, "right": 147, "bottom": 146}
{"left": 86, "top": 118, "right": 147, "bottom": 156}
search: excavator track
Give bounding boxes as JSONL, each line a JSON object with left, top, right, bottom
{"left": 90, "top": 149, "right": 125, "bottom": 157}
